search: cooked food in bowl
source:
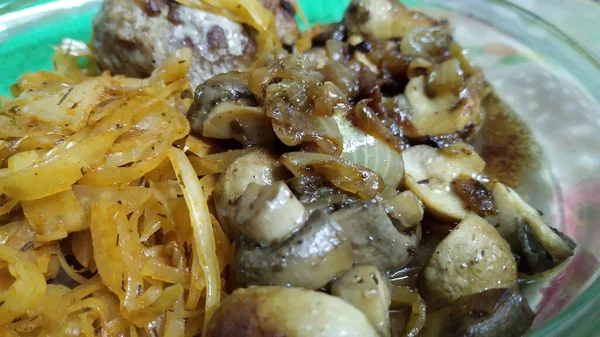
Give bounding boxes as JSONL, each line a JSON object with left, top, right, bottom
{"left": 0, "top": 0, "right": 577, "bottom": 336}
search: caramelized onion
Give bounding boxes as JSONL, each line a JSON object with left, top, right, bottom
{"left": 281, "top": 152, "right": 384, "bottom": 199}
{"left": 400, "top": 25, "right": 452, "bottom": 60}
{"left": 250, "top": 54, "right": 343, "bottom": 155}
{"left": 426, "top": 58, "right": 464, "bottom": 97}
{"left": 335, "top": 113, "right": 405, "bottom": 189}
{"left": 350, "top": 99, "right": 404, "bottom": 152}
{"left": 390, "top": 285, "right": 426, "bottom": 337}
{"left": 320, "top": 62, "right": 361, "bottom": 98}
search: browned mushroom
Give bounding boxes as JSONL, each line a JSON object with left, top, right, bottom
{"left": 332, "top": 265, "right": 392, "bottom": 337}
{"left": 404, "top": 76, "right": 482, "bottom": 139}
{"left": 343, "top": 0, "right": 436, "bottom": 40}
{"left": 489, "top": 183, "right": 576, "bottom": 273}
{"left": 235, "top": 211, "right": 353, "bottom": 289}
{"left": 422, "top": 213, "right": 517, "bottom": 304}
{"left": 236, "top": 181, "right": 308, "bottom": 246}
{"left": 402, "top": 143, "right": 485, "bottom": 220}
{"left": 331, "top": 202, "right": 421, "bottom": 271}
{"left": 443, "top": 288, "right": 535, "bottom": 337}
{"left": 214, "top": 148, "right": 289, "bottom": 238}
{"left": 187, "top": 72, "right": 277, "bottom": 146}
{"left": 384, "top": 190, "right": 425, "bottom": 229}
{"left": 205, "top": 286, "right": 380, "bottom": 337}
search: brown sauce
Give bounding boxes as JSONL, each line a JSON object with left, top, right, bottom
{"left": 472, "top": 94, "right": 541, "bottom": 188}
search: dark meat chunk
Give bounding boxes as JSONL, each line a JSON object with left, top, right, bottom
{"left": 451, "top": 175, "right": 498, "bottom": 217}
{"left": 92, "top": 0, "right": 298, "bottom": 87}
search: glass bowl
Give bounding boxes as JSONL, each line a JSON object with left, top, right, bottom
{"left": 0, "top": 0, "right": 598, "bottom": 336}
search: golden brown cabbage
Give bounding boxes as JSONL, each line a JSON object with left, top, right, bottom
{"left": 0, "top": 50, "right": 230, "bottom": 336}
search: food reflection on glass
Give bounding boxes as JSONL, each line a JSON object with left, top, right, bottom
{"left": 0, "top": 0, "right": 577, "bottom": 336}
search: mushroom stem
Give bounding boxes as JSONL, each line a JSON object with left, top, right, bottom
{"left": 332, "top": 265, "right": 392, "bottom": 337}
{"left": 384, "top": 190, "right": 425, "bottom": 229}
{"left": 236, "top": 181, "right": 308, "bottom": 246}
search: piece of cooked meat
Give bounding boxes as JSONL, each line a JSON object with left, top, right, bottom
{"left": 92, "top": 0, "right": 298, "bottom": 87}
{"left": 261, "top": 0, "right": 299, "bottom": 46}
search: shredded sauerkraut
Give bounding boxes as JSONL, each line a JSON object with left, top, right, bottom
{"left": 0, "top": 47, "right": 231, "bottom": 336}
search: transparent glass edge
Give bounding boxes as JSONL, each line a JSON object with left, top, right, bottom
{"left": 0, "top": 0, "right": 40, "bottom": 15}
{"left": 419, "top": 1, "right": 600, "bottom": 336}
{"left": 421, "top": 0, "right": 600, "bottom": 103}
{"left": 0, "top": 0, "right": 101, "bottom": 43}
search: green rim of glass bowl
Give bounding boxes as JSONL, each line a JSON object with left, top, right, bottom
{"left": 497, "top": 1, "right": 600, "bottom": 335}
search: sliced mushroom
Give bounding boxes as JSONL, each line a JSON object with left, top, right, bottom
{"left": 490, "top": 183, "right": 576, "bottom": 270}
{"left": 281, "top": 152, "right": 384, "bottom": 199}
{"left": 402, "top": 144, "right": 485, "bottom": 220}
{"left": 205, "top": 286, "right": 380, "bottom": 337}
{"left": 187, "top": 72, "right": 255, "bottom": 130}
{"left": 343, "top": 0, "right": 436, "bottom": 40}
{"left": 384, "top": 190, "right": 425, "bottom": 229}
{"left": 214, "top": 149, "right": 289, "bottom": 238}
{"left": 423, "top": 213, "right": 517, "bottom": 304}
{"left": 331, "top": 265, "right": 392, "bottom": 337}
{"left": 444, "top": 288, "right": 535, "bottom": 337}
{"left": 236, "top": 181, "right": 308, "bottom": 246}
{"left": 405, "top": 76, "right": 481, "bottom": 138}
{"left": 201, "top": 102, "right": 276, "bottom": 146}
{"left": 235, "top": 211, "right": 353, "bottom": 289}
{"left": 331, "top": 202, "right": 420, "bottom": 271}
{"left": 187, "top": 72, "right": 276, "bottom": 146}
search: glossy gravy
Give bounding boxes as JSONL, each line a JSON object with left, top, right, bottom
{"left": 473, "top": 94, "right": 541, "bottom": 188}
